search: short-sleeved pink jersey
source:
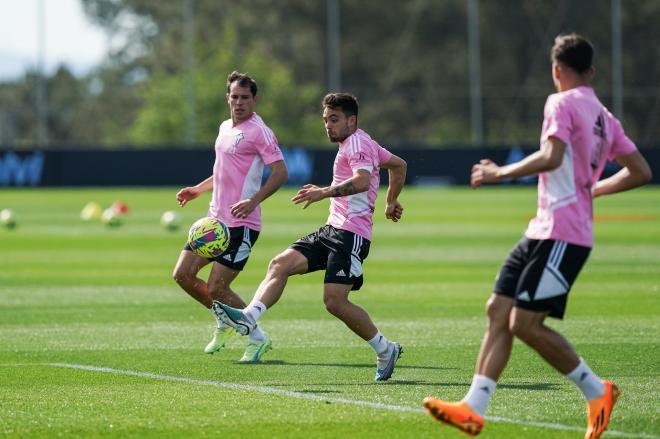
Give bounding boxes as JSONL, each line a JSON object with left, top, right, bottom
{"left": 327, "top": 128, "right": 393, "bottom": 241}
{"left": 525, "top": 86, "right": 637, "bottom": 247}
{"left": 208, "top": 112, "right": 283, "bottom": 231}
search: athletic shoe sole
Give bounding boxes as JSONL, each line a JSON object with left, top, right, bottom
{"left": 423, "top": 398, "right": 483, "bottom": 436}
{"left": 211, "top": 301, "right": 251, "bottom": 336}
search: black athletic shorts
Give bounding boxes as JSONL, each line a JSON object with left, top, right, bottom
{"left": 494, "top": 237, "right": 591, "bottom": 319}
{"left": 290, "top": 224, "right": 371, "bottom": 291}
{"left": 184, "top": 225, "right": 259, "bottom": 271}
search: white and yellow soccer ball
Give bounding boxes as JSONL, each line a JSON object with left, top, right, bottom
{"left": 101, "top": 208, "right": 121, "bottom": 227}
{"left": 80, "top": 202, "right": 102, "bottom": 221}
{"left": 160, "top": 210, "right": 181, "bottom": 231}
{"left": 0, "top": 208, "right": 16, "bottom": 229}
{"left": 187, "top": 217, "right": 230, "bottom": 258}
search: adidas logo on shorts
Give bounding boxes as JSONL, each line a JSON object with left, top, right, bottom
{"left": 336, "top": 269, "right": 346, "bottom": 277}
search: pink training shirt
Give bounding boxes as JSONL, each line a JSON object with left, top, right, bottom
{"left": 327, "top": 128, "right": 393, "bottom": 241}
{"left": 525, "top": 86, "right": 637, "bottom": 247}
{"left": 208, "top": 112, "right": 283, "bottom": 231}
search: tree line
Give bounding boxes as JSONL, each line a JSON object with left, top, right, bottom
{"left": 1, "top": 0, "right": 658, "bottom": 149}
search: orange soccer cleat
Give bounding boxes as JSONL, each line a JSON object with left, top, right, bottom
{"left": 585, "top": 380, "right": 620, "bottom": 439}
{"left": 423, "top": 397, "right": 484, "bottom": 436}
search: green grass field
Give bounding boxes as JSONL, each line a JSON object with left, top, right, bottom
{"left": 1, "top": 186, "right": 659, "bottom": 439}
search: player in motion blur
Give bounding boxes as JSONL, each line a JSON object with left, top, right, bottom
{"left": 173, "top": 71, "right": 288, "bottom": 363}
{"left": 423, "top": 34, "right": 651, "bottom": 437}
{"left": 212, "top": 92, "right": 408, "bottom": 381}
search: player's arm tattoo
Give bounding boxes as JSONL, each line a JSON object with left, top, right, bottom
{"left": 329, "top": 180, "right": 358, "bottom": 197}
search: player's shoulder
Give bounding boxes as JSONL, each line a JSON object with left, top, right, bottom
{"left": 545, "top": 90, "right": 569, "bottom": 108}
{"left": 544, "top": 90, "right": 578, "bottom": 118}
{"left": 347, "top": 129, "right": 381, "bottom": 151}
{"left": 549, "top": 86, "right": 599, "bottom": 107}
{"left": 245, "top": 113, "right": 277, "bottom": 143}
{"left": 218, "top": 118, "right": 232, "bottom": 132}
{"left": 246, "top": 113, "right": 273, "bottom": 131}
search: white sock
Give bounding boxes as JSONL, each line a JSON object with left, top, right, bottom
{"left": 462, "top": 374, "right": 497, "bottom": 417}
{"left": 245, "top": 299, "right": 267, "bottom": 322}
{"left": 566, "top": 357, "right": 605, "bottom": 401}
{"left": 249, "top": 325, "right": 266, "bottom": 343}
{"left": 367, "top": 331, "right": 389, "bottom": 355}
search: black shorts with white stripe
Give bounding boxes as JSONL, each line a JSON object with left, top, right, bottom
{"left": 494, "top": 237, "right": 591, "bottom": 319}
{"left": 290, "top": 224, "right": 371, "bottom": 291}
{"left": 184, "top": 225, "right": 260, "bottom": 271}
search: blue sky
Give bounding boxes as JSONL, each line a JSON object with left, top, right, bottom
{"left": 0, "top": 0, "right": 108, "bottom": 80}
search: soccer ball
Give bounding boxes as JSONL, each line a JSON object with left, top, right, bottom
{"left": 187, "top": 217, "right": 230, "bottom": 258}
{"left": 0, "top": 208, "right": 16, "bottom": 228}
{"left": 160, "top": 210, "right": 181, "bottom": 231}
{"left": 111, "top": 200, "right": 129, "bottom": 215}
{"left": 80, "top": 202, "right": 102, "bottom": 221}
{"left": 101, "top": 208, "right": 121, "bottom": 227}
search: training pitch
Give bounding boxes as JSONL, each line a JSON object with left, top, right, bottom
{"left": 1, "top": 186, "right": 658, "bottom": 438}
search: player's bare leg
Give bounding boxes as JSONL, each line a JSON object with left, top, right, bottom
{"left": 323, "top": 283, "right": 402, "bottom": 381}
{"left": 508, "top": 307, "right": 579, "bottom": 374}
{"left": 173, "top": 251, "right": 235, "bottom": 354}
{"left": 322, "top": 283, "right": 377, "bottom": 340}
{"left": 424, "top": 294, "right": 513, "bottom": 434}
{"left": 476, "top": 294, "right": 514, "bottom": 379}
{"left": 210, "top": 249, "right": 307, "bottom": 336}
{"left": 173, "top": 250, "right": 212, "bottom": 308}
{"left": 206, "top": 262, "right": 270, "bottom": 360}
{"left": 209, "top": 249, "right": 307, "bottom": 358}
{"left": 207, "top": 263, "right": 243, "bottom": 308}
{"left": 253, "top": 249, "right": 309, "bottom": 308}
{"left": 510, "top": 307, "right": 616, "bottom": 439}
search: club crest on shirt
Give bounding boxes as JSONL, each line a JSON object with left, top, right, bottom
{"left": 218, "top": 132, "right": 245, "bottom": 154}
{"left": 227, "top": 132, "right": 244, "bottom": 154}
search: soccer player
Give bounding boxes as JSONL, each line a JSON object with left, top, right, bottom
{"left": 423, "top": 34, "right": 652, "bottom": 438}
{"left": 173, "top": 71, "right": 288, "bottom": 363}
{"left": 211, "top": 92, "right": 408, "bottom": 381}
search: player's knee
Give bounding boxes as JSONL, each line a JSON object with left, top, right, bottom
{"left": 172, "top": 267, "right": 190, "bottom": 285}
{"left": 267, "top": 253, "right": 291, "bottom": 277}
{"left": 323, "top": 296, "right": 344, "bottom": 317}
{"left": 485, "top": 295, "right": 511, "bottom": 328}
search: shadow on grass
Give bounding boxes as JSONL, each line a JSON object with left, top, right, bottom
{"left": 264, "top": 380, "right": 558, "bottom": 390}
{"left": 420, "top": 382, "right": 559, "bottom": 391}
{"left": 254, "top": 359, "right": 455, "bottom": 372}
{"left": 253, "top": 360, "right": 456, "bottom": 370}
{"left": 294, "top": 389, "right": 343, "bottom": 394}
{"left": 230, "top": 361, "right": 560, "bottom": 391}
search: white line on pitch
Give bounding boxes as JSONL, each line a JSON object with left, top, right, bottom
{"left": 47, "top": 363, "right": 657, "bottom": 439}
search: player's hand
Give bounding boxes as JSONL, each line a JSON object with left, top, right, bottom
{"left": 176, "top": 187, "right": 200, "bottom": 207}
{"left": 292, "top": 184, "right": 324, "bottom": 209}
{"left": 230, "top": 198, "right": 257, "bottom": 219}
{"left": 471, "top": 159, "right": 500, "bottom": 188}
{"left": 385, "top": 201, "right": 403, "bottom": 222}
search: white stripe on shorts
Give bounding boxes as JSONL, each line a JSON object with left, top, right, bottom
{"left": 534, "top": 241, "right": 570, "bottom": 300}
{"left": 233, "top": 227, "right": 252, "bottom": 263}
{"left": 349, "top": 234, "right": 363, "bottom": 278}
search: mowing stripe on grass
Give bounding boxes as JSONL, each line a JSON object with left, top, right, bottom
{"left": 47, "top": 363, "right": 657, "bottom": 439}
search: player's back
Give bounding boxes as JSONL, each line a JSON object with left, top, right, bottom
{"left": 547, "top": 86, "right": 635, "bottom": 190}
{"left": 529, "top": 86, "right": 637, "bottom": 247}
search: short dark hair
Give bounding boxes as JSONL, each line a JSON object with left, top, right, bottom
{"left": 227, "top": 71, "right": 258, "bottom": 96}
{"left": 322, "top": 93, "right": 359, "bottom": 118}
{"left": 551, "top": 33, "right": 594, "bottom": 74}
